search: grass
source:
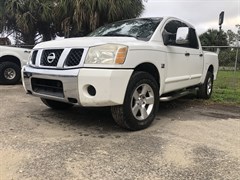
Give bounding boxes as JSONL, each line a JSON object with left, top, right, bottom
{"left": 211, "top": 70, "right": 240, "bottom": 105}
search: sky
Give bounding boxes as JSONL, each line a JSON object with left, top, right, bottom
{"left": 141, "top": 0, "right": 240, "bottom": 34}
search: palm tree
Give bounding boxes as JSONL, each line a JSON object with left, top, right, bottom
{"left": 2, "top": 0, "right": 144, "bottom": 44}
{"left": 0, "top": 0, "right": 7, "bottom": 33}
{"left": 4, "top": 0, "right": 37, "bottom": 44}
{"left": 199, "top": 29, "right": 228, "bottom": 51}
{"left": 53, "top": 0, "right": 144, "bottom": 37}
{"left": 3, "top": 0, "right": 54, "bottom": 44}
{"left": 35, "top": 0, "right": 55, "bottom": 41}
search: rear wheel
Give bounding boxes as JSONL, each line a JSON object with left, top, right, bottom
{"left": 197, "top": 71, "right": 214, "bottom": 99}
{"left": 111, "top": 71, "right": 159, "bottom": 130}
{"left": 41, "top": 98, "right": 73, "bottom": 110}
{"left": 0, "top": 62, "right": 21, "bottom": 85}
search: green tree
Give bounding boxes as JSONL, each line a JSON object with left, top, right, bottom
{"left": 199, "top": 29, "right": 228, "bottom": 51}
{"left": 199, "top": 28, "right": 239, "bottom": 68}
{"left": 227, "top": 27, "right": 240, "bottom": 46}
{"left": 3, "top": 0, "right": 54, "bottom": 44}
{"left": 2, "top": 0, "right": 144, "bottom": 44}
{"left": 236, "top": 24, "right": 240, "bottom": 36}
{"left": 227, "top": 30, "right": 237, "bottom": 45}
{"left": 0, "top": 0, "right": 7, "bottom": 33}
{"left": 53, "top": 0, "right": 144, "bottom": 37}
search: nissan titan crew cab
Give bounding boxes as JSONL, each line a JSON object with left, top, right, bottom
{"left": 22, "top": 17, "right": 218, "bottom": 130}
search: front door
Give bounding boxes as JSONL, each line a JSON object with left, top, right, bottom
{"left": 161, "top": 19, "right": 204, "bottom": 93}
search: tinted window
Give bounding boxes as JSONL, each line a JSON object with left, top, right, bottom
{"left": 188, "top": 28, "right": 199, "bottom": 49}
{"left": 162, "top": 20, "right": 187, "bottom": 46}
{"left": 89, "top": 18, "right": 163, "bottom": 41}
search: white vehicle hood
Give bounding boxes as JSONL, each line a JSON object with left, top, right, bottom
{"left": 34, "top": 37, "right": 142, "bottom": 49}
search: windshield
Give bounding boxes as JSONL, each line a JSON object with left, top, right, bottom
{"left": 88, "top": 18, "right": 163, "bottom": 41}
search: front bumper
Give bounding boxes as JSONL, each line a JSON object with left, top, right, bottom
{"left": 22, "top": 66, "right": 133, "bottom": 107}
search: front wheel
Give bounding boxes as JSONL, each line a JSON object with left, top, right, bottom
{"left": 41, "top": 98, "right": 74, "bottom": 110}
{"left": 197, "top": 71, "right": 214, "bottom": 99}
{"left": 111, "top": 71, "right": 159, "bottom": 131}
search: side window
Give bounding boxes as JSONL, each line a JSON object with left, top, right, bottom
{"left": 162, "top": 20, "right": 186, "bottom": 46}
{"left": 162, "top": 20, "right": 199, "bottom": 49}
{"left": 189, "top": 28, "right": 199, "bottom": 49}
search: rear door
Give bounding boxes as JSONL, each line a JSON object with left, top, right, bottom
{"left": 186, "top": 28, "right": 204, "bottom": 85}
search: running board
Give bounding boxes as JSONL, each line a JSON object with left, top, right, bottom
{"left": 160, "top": 88, "right": 198, "bottom": 102}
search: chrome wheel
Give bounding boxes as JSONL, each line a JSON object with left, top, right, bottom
{"left": 131, "top": 84, "right": 154, "bottom": 121}
{"left": 4, "top": 68, "right": 16, "bottom": 80}
{"left": 111, "top": 71, "right": 159, "bottom": 130}
{"left": 207, "top": 77, "right": 212, "bottom": 95}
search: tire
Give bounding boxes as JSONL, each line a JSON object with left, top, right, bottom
{"left": 111, "top": 71, "right": 159, "bottom": 131}
{"left": 197, "top": 71, "right": 214, "bottom": 99}
{"left": 0, "top": 62, "right": 21, "bottom": 85}
{"left": 41, "top": 98, "right": 74, "bottom": 110}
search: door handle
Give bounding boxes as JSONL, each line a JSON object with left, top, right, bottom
{"left": 199, "top": 54, "right": 203, "bottom": 57}
{"left": 185, "top": 53, "right": 190, "bottom": 56}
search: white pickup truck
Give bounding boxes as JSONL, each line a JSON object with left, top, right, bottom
{"left": 0, "top": 46, "right": 31, "bottom": 84}
{"left": 22, "top": 17, "right": 218, "bottom": 130}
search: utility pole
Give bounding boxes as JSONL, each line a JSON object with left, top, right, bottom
{"left": 234, "top": 25, "right": 240, "bottom": 73}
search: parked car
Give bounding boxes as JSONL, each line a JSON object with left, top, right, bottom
{"left": 22, "top": 17, "right": 218, "bottom": 130}
{"left": 0, "top": 46, "right": 31, "bottom": 84}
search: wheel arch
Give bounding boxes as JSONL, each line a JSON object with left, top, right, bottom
{"left": 0, "top": 55, "right": 21, "bottom": 67}
{"left": 207, "top": 64, "right": 214, "bottom": 78}
{"left": 134, "top": 63, "right": 160, "bottom": 88}
{"left": 208, "top": 65, "right": 214, "bottom": 73}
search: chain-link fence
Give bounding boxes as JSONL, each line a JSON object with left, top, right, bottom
{"left": 202, "top": 46, "right": 239, "bottom": 86}
{"left": 203, "top": 46, "right": 240, "bottom": 103}
{"left": 203, "top": 46, "right": 239, "bottom": 70}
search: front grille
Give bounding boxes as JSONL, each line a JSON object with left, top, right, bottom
{"left": 31, "top": 78, "right": 64, "bottom": 98}
{"left": 31, "top": 50, "right": 37, "bottom": 65}
{"left": 65, "top": 49, "right": 84, "bottom": 66}
{"left": 40, "top": 49, "right": 63, "bottom": 67}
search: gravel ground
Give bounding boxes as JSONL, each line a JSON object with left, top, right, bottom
{"left": 0, "top": 85, "right": 240, "bottom": 180}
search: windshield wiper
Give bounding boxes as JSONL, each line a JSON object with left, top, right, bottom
{"left": 95, "top": 33, "right": 148, "bottom": 41}
{"left": 102, "top": 33, "right": 137, "bottom": 38}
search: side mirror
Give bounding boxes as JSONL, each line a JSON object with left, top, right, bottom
{"left": 176, "top": 27, "right": 189, "bottom": 45}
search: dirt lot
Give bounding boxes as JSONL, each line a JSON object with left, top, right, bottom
{"left": 0, "top": 85, "right": 240, "bottom": 180}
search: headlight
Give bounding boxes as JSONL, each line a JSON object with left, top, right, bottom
{"left": 28, "top": 51, "right": 33, "bottom": 65}
{"left": 85, "top": 44, "right": 128, "bottom": 64}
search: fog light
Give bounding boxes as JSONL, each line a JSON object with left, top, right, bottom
{"left": 87, "top": 85, "right": 96, "bottom": 96}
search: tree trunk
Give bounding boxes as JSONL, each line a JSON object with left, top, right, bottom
{"left": 22, "top": 33, "right": 36, "bottom": 45}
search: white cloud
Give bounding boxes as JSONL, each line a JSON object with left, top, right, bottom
{"left": 142, "top": 0, "right": 240, "bottom": 34}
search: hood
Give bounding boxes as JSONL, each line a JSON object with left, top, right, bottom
{"left": 0, "top": 45, "right": 31, "bottom": 51}
{"left": 34, "top": 37, "right": 141, "bottom": 49}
